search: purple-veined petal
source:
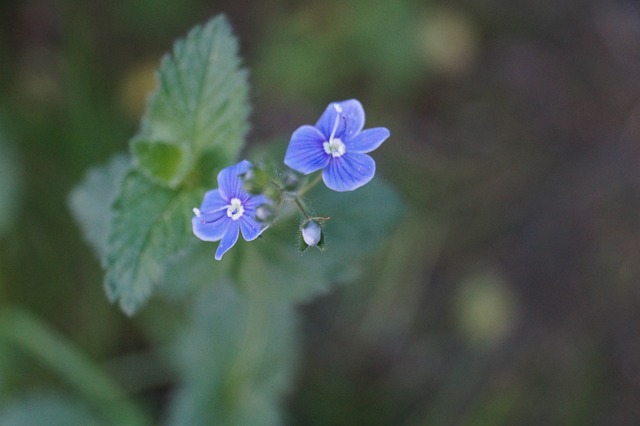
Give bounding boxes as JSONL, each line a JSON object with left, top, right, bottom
{"left": 346, "top": 127, "right": 390, "bottom": 153}
{"left": 244, "top": 194, "right": 271, "bottom": 211}
{"left": 240, "top": 216, "right": 266, "bottom": 241}
{"left": 192, "top": 211, "right": 229, "bottom": 242}
{"left": 315, "top": 99, "right": 365, "bottom": 140}
{"left": 336, "top": 99, "right": 365, "bottom": 140}
{"left": 198, "top": 189, "right": 227, "bottom": 212}
{"left": 322, "top": 153, "right": 376, "bottom": 192}
{"left": 218, "top": 160, "right": 252, "bottom": 200}
{"left": 241, "top": 193, "right": 271, "bottom": 240}
{"left": 284, "top": 125, "right": 330, "bottom": 174}
{"left": 214, "top": 222, "right": 240, "bottom": 260}
{"left": 315, "top": 103, "right": 339, "bottom": 138}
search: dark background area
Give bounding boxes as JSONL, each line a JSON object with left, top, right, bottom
{"left": 1, "top": 0, "right": 640, "bottom": 424}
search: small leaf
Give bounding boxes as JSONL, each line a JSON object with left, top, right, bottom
{"left": 132, "top": 15, "right": 249, "bottom": 187}
{"left": 167, "top": 282, "right": 297, "bottom": 426}
{"left": 105, "top": 171, "right": 202, "bottom": 315}
{"left": 68, "top": 154, "right": 131, "bottom": 264}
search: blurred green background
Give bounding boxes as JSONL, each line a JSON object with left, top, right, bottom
{"left": 2, "top": 0, "right": 640, "bottom": 424}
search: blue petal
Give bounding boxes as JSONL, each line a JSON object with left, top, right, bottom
{"left": 322, "top": 153, "right": 376, "bottom": 192}
{"left": 192, "top": 212, "right": 228, "bottom": 242}
{"left": 198, "top": 189, "right": 227, "bottom": 212}
{"left": 215, "top": 222, "right": 240, "bottom": 260}
{"left": 315, "top": 99, "right": 365, "bottom": 141}
{"left": 218, "top": 160, "right": 252, "bottom": 200}
{"left": 244, "top": 194, "right": 271, "bottom": 211}
{"left": 346, "top": 127, "right": 390, "bottom": 153}
{"left": 284, "top": 125, "right": 330, "bottom": 174}
{"left": 240, "top": 216, "right": 266, "bottom": 241}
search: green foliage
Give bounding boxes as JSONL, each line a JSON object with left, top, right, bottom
{"left": 132, "top": 141, "right": 187, "bottom": 185}
{"left": 254, "top": 0, "right": 423, "bottom": 99}
{"left": 0, "top": 392, "right": 103, "bottom": 426}
{"left": 69, "top": 15, "right": 250, "bottom": 314}
{"left": 67, "top": 12, "right": 403, "bottom": 426}
{"left": 167, "top": 282, "right": 297, "bottom": 426}
{"left": 0, "top": 123, "right": 21, "bottom": 236}
{"left": 0, "top": 308, "right": 150, "bottom": 425}
{"left": 242, "top": 176, "right": 403, "bottom": 304}
{"left": 104, "top": 171, "right": 203, "bottom": 315}
{"left": 68, "top": 154, "right": 131, "bottom": 265}
{"left": 131, "top": 15, "right": 249, "bottom": 188}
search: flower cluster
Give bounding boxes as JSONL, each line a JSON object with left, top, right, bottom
{"left": 192, "top": 99, "right": 389, "bottom": 259}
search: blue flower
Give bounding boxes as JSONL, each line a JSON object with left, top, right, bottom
{"left": 284, "top": 99, "right": 390, "bottom": 192}
{"left": 192, "top": 160, "right": 270, "bottom": 260}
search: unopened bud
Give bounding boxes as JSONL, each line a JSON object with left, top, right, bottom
{"left": 255, "top": 204, "right": 275, "bottom": 223}
{"left": 301, "top": 220, "right": 322, "bottom": 247}
{"left": 281, "top": 170, "right": 300, "bottom": 191}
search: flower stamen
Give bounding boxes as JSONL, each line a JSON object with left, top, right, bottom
{"left": 324, "top": 104, "right": 347, "bottom": 157}
{"left": 226, "top": 197, "right": 244, "bottom": 220}
{"left": 323, "top": 139, "right": 346, "bottom": 157}
{"left": 329, "top": 104, "right": 343, "bottom": 142}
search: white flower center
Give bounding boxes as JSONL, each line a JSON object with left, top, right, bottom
{"left": 324, "top": 103, "right": 346, "bottom": 158}
{"left": 226, "top": 198, "right": 244, "bottom": 220}
{"left": 323, "top": 138, "right": 346, "bottom": 157}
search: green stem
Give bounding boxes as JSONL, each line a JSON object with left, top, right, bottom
{"left": 297, "top": 173, "right": 323, "bottom": 197}
{"left": 293, "top": 197, "right": 310, "bottom": 220}
{"left": 0, "top": 307, "right": 151, "bottom": 426}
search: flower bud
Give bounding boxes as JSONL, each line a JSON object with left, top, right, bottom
{"left": 301, "top": 220, "right": 322, "bottom": 247}
{"left": 280, "top": 170, "right": 300, "bottom": 191}
{"left": 255, "top": 204, "right": 275, "bottom": 223}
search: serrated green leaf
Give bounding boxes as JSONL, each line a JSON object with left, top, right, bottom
{"left": 132, "top": 15, "right": 249, "bottom": 187}
{"left": 105, "top": 171, "right": 202, "bottom": 315}
{"left": 167, "top": 282, "right": 297, "bottom": 426}
{"left": 68, "top": 154, "right": 131, "bottom": 264}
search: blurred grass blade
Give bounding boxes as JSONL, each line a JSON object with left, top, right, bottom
{"left": 0, "top": 123, "right": 22, "bottom": 236}
{"left": 0, "top": 307, "right": 151, "bottom": 426}
{"left": 0, "top": 392, "right": 103, "bottom": 426}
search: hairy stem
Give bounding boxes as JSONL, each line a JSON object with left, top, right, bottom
{"left": 297, "top": 173, "right": 323, "bottom": 197}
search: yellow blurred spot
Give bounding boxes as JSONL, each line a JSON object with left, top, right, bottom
{"left": 454, "top": 266, "right": 518, "bottom": 349}
{"left": 417, "top": 7, "right": 479, "bottom": 76}
{"left": 118, "top": 59, "right": 159, "bottom": 120}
